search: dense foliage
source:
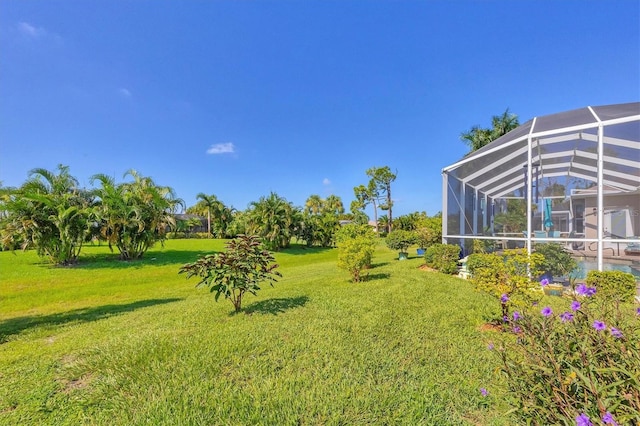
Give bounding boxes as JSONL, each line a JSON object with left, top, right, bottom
{"left": 298, "top": 195, "right": 344, "bottom": 247}
{"left": 586, "top": 270, "right": 637, "bottom": 304}
{"left": 179, "top": 235, "right": 281, "bottom": 312}
{"left": 424, "top": 243, "right": 460, "bottom": 274}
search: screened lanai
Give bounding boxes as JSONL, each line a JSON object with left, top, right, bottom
{"left": 442, "top": 102, "right": 640, "bottom": 281}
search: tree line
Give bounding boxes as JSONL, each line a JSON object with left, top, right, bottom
{"left": 0, "top": 164, "right": 444, "bottom": 265}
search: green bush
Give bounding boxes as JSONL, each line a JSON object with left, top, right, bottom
{"left": 534, "top": 242, "right": 577, "bottom": 278}
{"left": 335, "top": 224, "right": 377, "bottom": 282}
{"left": 424, "top": 243, "right": 460, "bottom": 275}
{"left": 586, "top": 270, "right": 637, "bottom": 304}
{"left": 385, "top": 230, "right": 416, "bottom": 253}
{"left": 496, "top": 279, "right": 640, "bottom": 424}
{"left": 335, "top": 223, "right": 375, "bottom": 245}
{"left": 337, "top": 236, "right": 376, "bottom": 282}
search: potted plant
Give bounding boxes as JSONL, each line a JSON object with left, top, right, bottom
{"left": 385, "top": 230, "right": 416, "bottom": 260}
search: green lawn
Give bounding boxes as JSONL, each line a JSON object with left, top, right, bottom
{"left": 0, "top": 240, "right": 514, "bottom": 425}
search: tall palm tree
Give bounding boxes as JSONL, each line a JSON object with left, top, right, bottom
{"left": 196, "top": 193, "right": 219, "bottom": 238}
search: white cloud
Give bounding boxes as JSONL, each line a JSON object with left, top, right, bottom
{"left": 16, "top": 22, "right": 62, "bottom": 45}
{"left": 18, "top": 22, "right": 47, "bottom": 38}
{"left": 118, "top": 88, "right": 132, "bottom": 99}
{"left": 322, "top": 178, "right": 331, "bottom": 185}
{"left": 207, "top": 142, "right": 235, "bottom": 155}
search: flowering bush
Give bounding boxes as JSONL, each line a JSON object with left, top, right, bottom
{"left": 493, "top": 278, "right": 640, "bottom": 424}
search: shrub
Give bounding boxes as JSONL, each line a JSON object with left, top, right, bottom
{"left": 335, "top": 224, "right": 376, "bottom": 282}
{"left": 424, "top": 243, "right": 460, "bottom": 275}
{"left": 179, "top": 235, "right": 281, "bottom": 313}
{"left": 495, "top": 279, "right": 640, "bottom": 424}
{"left": 469, "top": 249, "right": 544, "bottom": 321}
{"left": 337, "top": 236, "right": 376, "bottom": 282}
{"left": 385, "top": 230, "right": 416, "bottom": 253}
{"left": 335, "top": 223, "right": 376, "bottom": 245}
{"left": 534, "top": 242, "right": 577, "bottom": 278}
{"left": 586, "top": 270, "right": 637, "bottom": 305}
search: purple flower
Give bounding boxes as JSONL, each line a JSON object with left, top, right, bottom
{"left": 576, "top": 284, "right": 588, "bottom": 295}
{"left": 586, "top": 286, "right": 597, "bottom": 297}
{"left": 576, "top": 413, "right": 593, "bottom": 426}
{"left": 513, "top": 326, "right": 521, "bottom": 333}
{"left": 503, "top": 315, "right": 509, "bottom": 323}
{"left": 571, "top": 300, "right": 581, "bottom": 311}
{"left": 487, "top": 343, "right": 494, "bottom": 350}
{"left": 593, "top": 320, "right": 606, "bottom": 331}
{"left": 610, "top": 328, "right": 623, "bottom": 338}
{"left": 480, "top": 387, "right": 488, "bottom": 396}
{"left": 541, "top": 306, "right": 553, "bottom": 317}
{"left": 500, "top": 293, "right": 509, "bottom": 303}
{"left": 602, "top": 412, "right": 618, "bottom": 426}
{"left": 636, "top": 307, "right": 640, "bottom": 316}
{"left": 540, "top": 278, "right": 550, "bottom": 287}
{"left": 560, "top": 311, "right": 574, "bottom": 322}
{"left": 512, "top": 311, "right": 521, "bottom": 321}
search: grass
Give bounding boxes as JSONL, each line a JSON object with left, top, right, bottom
{"left": 0, "top": 240, "right": 515, "bottom": 425}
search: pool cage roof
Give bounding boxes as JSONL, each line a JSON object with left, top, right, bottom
{"left": 442, "top": 102, "right": 640, "bottom": 273}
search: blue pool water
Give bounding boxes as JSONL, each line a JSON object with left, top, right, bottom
{"left": 572, "top": 261, "right": 640, "bottom": 281}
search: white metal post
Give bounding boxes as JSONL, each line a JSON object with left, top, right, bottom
{"left": 597, "top": 124, "right": 604, "bottom": 271}
{"left": 442, "top": 172, "right": 448, "bottom": 244}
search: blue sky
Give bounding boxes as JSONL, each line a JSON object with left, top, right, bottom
{"left": 1, "top": 1, "right": 638, "bottom": 218}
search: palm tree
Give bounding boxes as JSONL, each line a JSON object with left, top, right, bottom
{"left": 304, "top": 194, "right": 324, "bottom": 215}
{"left": 1, "top": 165, "right": 91, "bottom": 264}
{"left": 91, "top": 170, "right": 183, "bottom": 260}
{"left": 460, "top": 109, "right": 519, "bottom": 152}
{"left": 195, "top": 193, "right": 219, "bottom": 238}
{"left": 323, "top": 195, "right": 345, "bottom": 216}
{"left": 247, "top": 192, "right": 300, "bottom": 251}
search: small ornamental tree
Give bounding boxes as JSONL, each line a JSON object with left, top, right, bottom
{"left": 385, "top": 230, "right": 416, "bottom": 254}
{"left": 179, "top": 235, "right": 281, "bottom": 313}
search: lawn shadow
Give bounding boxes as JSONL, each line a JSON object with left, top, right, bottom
{"left": 364, "top": 272, "right": 391, "bottom": 281}
{"left": 0, "top": 298, "right": 183, "bottom": 342}
{"left": 243, "top": 296, "right": 309, "bottom": 316}
{"left": 75, "top": 250, "right": 217, "bottom": 270}
{"left": 369, "top": 262, "right": 390, "bottom": 269}
{"left": 278, "top": 244, "right": 333, "bottom": 255}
